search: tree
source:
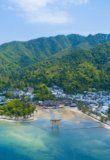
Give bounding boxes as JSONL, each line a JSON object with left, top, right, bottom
{"left": 5, "top": 91, "right": 13, "bottom": 99}
{"left": 100, "top": 115, "right": 105, "bottom": 122}
{"left": 0, "top": 99, "right": 35, "bottom": 118}
{"left": 73, "top": 99, "right": 77, "bottom": 103}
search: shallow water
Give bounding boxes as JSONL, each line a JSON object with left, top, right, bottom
{"left": 0, "top": 117, "right": 110, "bottom": 160}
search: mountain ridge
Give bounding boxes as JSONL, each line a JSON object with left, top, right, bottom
{"left": 1, "top": 33, "right": 110, "bottom": 73}
{"left": 1, "top": 41, "right": 110, "bottom": 92}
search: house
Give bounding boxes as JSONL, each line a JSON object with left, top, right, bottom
{"left": 0, "top": 102, "right": 7, "bottom": 105}
{"left": 25, "top": 93, "right": 34, "bottom": 100}
{"left": 10, "top": 90, "right": 24, "bottom": 97}
{"left": 41, "top": 100, "right": 59, "bottom": 109}
{"left": 89, "top": 104, "right": 98, "bottom": 112}
{"left": 35, "top": 101, "right": 43, "bottom": 107}
{"left": 26, "top": 87, "right": 34, "bottom": 94}
{"left": 0, "top": 96, "right": 6, "bottom": 102}
{"left": 90, "top": 108, "right": 96, "bottom": 112}
{"left": 11, "top": 91, "right": 20, "bottom": 97}
{"left": 6, "top": 88, "right": 14, "bottom": 92}
{"left": 53, "top": 86, "right": 60, "bottom": 90}
{"left": 70, "top": 103, "right": 77, "bottom": 107}
{"left": 89, "top": 104, "right": 98, "bottom": 109}
{"left": 65, "top": 101, "right": 72, "bottom": 106}
{"left": 97, "top": 106, "right": 109, "bottom": 114}
{"left": 19, "top": 91, "right": 25, "bottom": 96}
{"left": 6, "top": 99, "right": 12, "bottom": 102}
{"left": 92, "top": 88, "right": 96, "bottom": 91}
{"left": 75, "top": 94, "right": 83, "bottom": 100}
{"left": 56, "top": 101, "right": 65, "bottom": 108}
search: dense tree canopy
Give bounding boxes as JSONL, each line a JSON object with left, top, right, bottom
{"left": 0, "top": 36, "right": 110, "bottom": 94}
{"left": 1, "top": 33, "right": 110, "bottom": 73}
{"left": 33, "top": 84, "right": 57, "bottom": 101}
{"left": 0, "top": 100, "right": 35, "bottom": 118}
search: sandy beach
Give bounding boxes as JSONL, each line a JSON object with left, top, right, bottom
{"left": 0, "top": 106, "right": 110, "bottom": 130}
{"left": 43, "top": 106, "right": 110, "bottom": 130}
{"left": 66, "top": 107, "right": 110, "bottom": 129}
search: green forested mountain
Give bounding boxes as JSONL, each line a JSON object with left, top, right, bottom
{"left": 1, "top": 42, "right": 110, "bottom": 93}
{"left": 1, "top": 33, "right": 110, "bottom": 73}
{"left": 0, "top": 34, "right": 84, "bottom": 72}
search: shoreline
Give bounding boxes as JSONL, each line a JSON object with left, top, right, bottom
{"left": 0, "top": 117, "right": 37, "bottom": 123}
{"left": 0, "top": 113, "right": 38, "bottom": 123}
{"left": 0, "top": 109, "right": 50, "bottom": 123}
{"left": 0, "top": 107, "right": 110, "bottom": 130}
{"left": 67, "top": 107, "right": 110, "bottom": 130}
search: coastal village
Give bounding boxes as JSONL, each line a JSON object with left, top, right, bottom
{"left": 0, "top": 85, "right": 110, "bottom": 126}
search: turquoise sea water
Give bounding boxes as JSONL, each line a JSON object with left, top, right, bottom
{"left": 0, "top": 117, "right": 110, "bottom": 160}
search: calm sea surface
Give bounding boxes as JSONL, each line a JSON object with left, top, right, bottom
{"left": 0, "top": 117, "right": 110, "bottom": 160}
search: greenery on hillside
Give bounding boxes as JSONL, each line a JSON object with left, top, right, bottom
{"left": 0, "top": 100, "right": 35, "bottom": 118}
{"left": 0, "top": 34, "right": 84, "bottom": 73}
{"left": 33, "top": 84, "right": 57, "bottom": 101}
{"left": 1, "top": 33, "right": 110, "bottom": 74}
{"left": 0, "top": 42, "right": 110, "bottom": 94}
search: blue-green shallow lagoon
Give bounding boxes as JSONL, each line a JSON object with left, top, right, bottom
{"left": 0, "top": 118, "right": 110, "bottom": 160}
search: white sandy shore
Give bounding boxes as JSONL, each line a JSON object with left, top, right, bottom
{"left": 0, "top": 107, "right": 110, "bottom": 130}
{"left": 67, "top": 107, "right": 110, "bottom": 130}
{"left": 0, "top": 109, "right": 50, "bottom": 123}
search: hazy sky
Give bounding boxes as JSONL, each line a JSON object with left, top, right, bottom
{"left": 0, "top": 0, "right": 110, "bottom": 44}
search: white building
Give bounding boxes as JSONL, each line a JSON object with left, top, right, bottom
{"left": 25, "top": 93, "right": 34, "bottom": 100}
{"left": 97, "top": 106, "right": 109, "bottom": 114}
{"left": 0, "top": 96, "right": 5, "bottom": 102}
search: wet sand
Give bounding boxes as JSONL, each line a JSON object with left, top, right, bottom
{"left": 65, "top": 107, "right": 110, "bottom": 129}
{"left": 0, "top": 106, "right": 110, "bottom": 129}
{"left": 40, "top": 107, "right": 110, "bottom": 129}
